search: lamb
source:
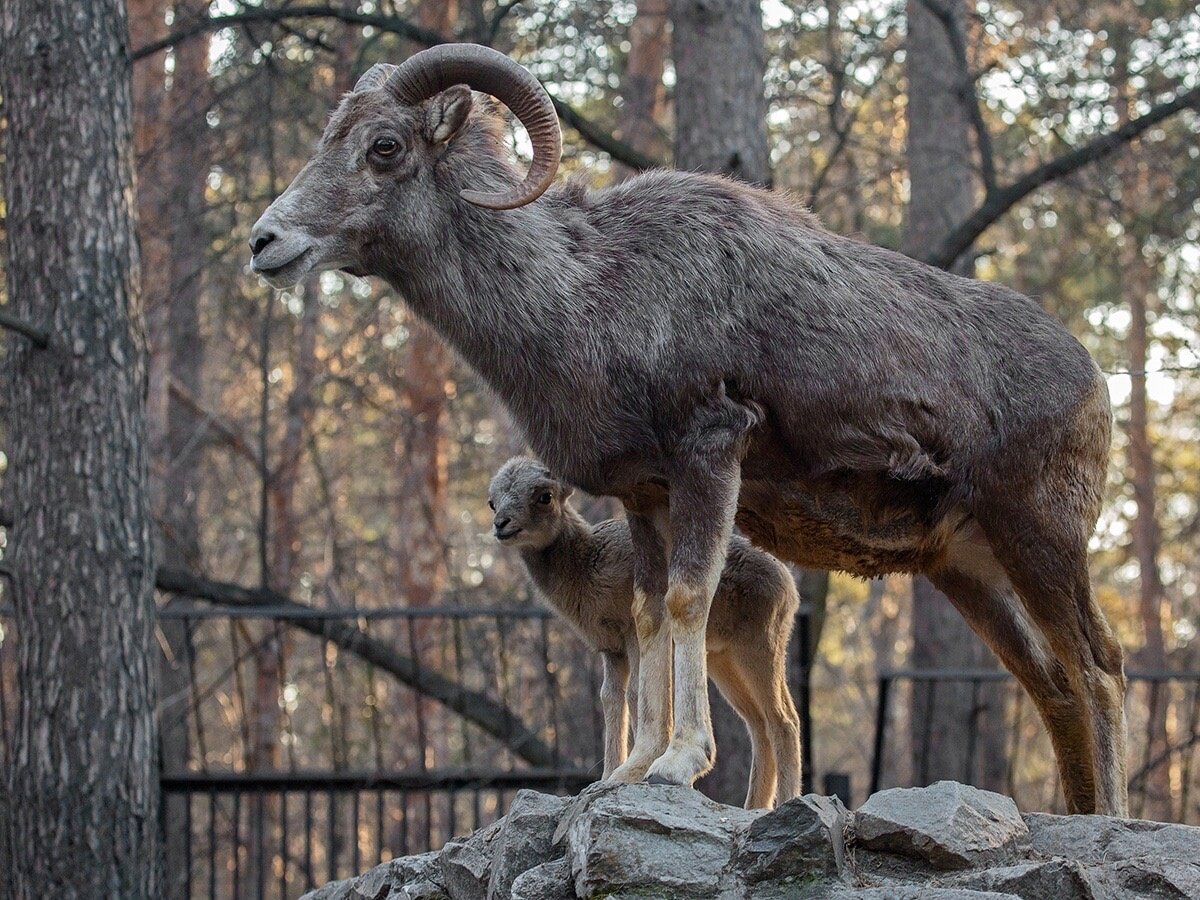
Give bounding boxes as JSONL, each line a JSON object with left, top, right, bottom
{"left": 489, "top": 456, "right": 801, "bottom": 808}
{"left": 250, "top": 44, "right": 1126, "bottom": 814}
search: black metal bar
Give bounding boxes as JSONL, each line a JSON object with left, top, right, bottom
{"left": 919, "top": 680, "right": 936, "bottom": 786}
{"left": 208, "top": 789, "right": 217, "bottom": 900}
{"left": 869, "top": 675, "right": 890, "bottom": 796}
{"left": 280, "top": 790, "right": 289, "bottom": 900}
{"left": 254, "top": 792, "right": 266, "bottom": 900}
{"left": 797, "top": 607, "right": 813, "bottom": 794}
{"left": 185, "top": 790, "right": 194, "bottom": 898}
{"left": 328, "top": 788, "right": 338, "bottom": 885}
{"left": 156, "top": 603, "right": 558, "bottom": 620}
{"left": 304, "top": 789, "right": 314, "bottom": 892}
{"left": 964, "top": 678, "right": 981, "bottom": 784}
{"left": 376, "top": 789, "right": 385, "bottom": 865}
{"left": 399, "top": 788, "right": 409, "bottom": 857}
{"left": 232, "top": 789, "right": 242, "bottom": 900}
{"left": 351, "top": 789, "right": 361, "bottom": 875}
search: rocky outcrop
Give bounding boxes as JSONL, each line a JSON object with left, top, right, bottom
{"left": 300, "top": 780, "right": 1200, "bottom": 900}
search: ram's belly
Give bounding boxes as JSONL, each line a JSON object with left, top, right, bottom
{"left": 735, "top": 478, "right": 965, "bottom": 578}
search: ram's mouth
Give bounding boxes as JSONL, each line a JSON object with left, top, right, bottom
{"left": 494, "top": 526, "right": 523, "bottom": 542}
{"left": 252, "top": 248, "right": 313, "bottom": 287}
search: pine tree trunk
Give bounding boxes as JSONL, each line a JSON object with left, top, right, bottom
{"left": 0, "top": 1, "right": 161, "bottom": 895}
{"left": 615, "top": 0, "right": 670, "bottom": 182}
{"left": 903, "top": 0, "right": 1007, "bottom": 793}
{"left": 672, "top": 0, "right": 772, "bottom": 804}
{"left": 672, "top": 0, "right": 770, "bottom": 186}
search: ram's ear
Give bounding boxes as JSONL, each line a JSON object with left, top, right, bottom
{"left": 424, "top": 84, "right": 473, "bottom": 144}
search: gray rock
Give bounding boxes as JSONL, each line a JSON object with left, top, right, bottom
{"left": 1024, "top": 812, "right": 1200, "bottom": 864}
{"left": 735, "top": 793, "right": 849, "bottom": 882}
{"left": 944, "top": 859, "right": 1095, "bottom": 899}
{"left": 509, "top": 858, "right": 575, "bottom": 900}
{"left": 855, "top": 781, "right": 1028, "bottom": 870}
{"left": 440, "top": 820, "right": 505, "bottom": 900}
{"left": 828, "top": 889, "right": 1023, "bottom": 899}
{"left": 564, "top": 782, "right": 760, "bottom": 898}
{"left": 487, "top": 791, "right": 572, "bottom": 900}
{"left": 301, "top": 878, "right": 356, "bottom": 900}
{"left": 397, "top": 882, "right": 451, "bottom": 900}
{"left": 1107, "top": 856, "right": 1200, "bottom": 898}
{"left": 384, "top": 852, "right": 448, "bottom": 900}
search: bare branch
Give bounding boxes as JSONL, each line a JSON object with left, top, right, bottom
{"left": 926, "top": 85, "right": 1200, "bottom": 270}
{"left": 155, "top": 566, "right": 562, "bottom": 768}
{"left": 131, "top": 5, "right": 663, "bottom": 172}
{"left": 0, "top": 310, "right": 50, "bottom": 349}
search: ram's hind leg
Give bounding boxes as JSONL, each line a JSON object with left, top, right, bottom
{"left": 976, "top": 512, "right": 1128, "bottom": 816}
{"left": 929, "top": 541, "right": 1097, "bottom": 814}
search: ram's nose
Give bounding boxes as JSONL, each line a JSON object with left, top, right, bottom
{"left": 249, "top": 224, "right": 277, "bottom": 257}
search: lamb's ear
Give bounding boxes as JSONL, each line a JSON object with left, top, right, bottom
{"left": 424, "top": 85, "right": 473, "bottom": 145}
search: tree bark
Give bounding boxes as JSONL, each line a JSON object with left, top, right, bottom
{"left": 614, "top": 0, "right": 670, "bottom": 182}
{"left": 671, "top": 0, "right": 770, "bottom": 186}
{"left": 1110, "top": 23, "right": 1171, "bottom": 820}
{"left": 671, "top": 0, "right": 771, "bottom": 804}
{"left": 903, "top": 0, "right": 1006, "bottom": 793}
{"left": 0, "top": 1, "right": 161, "bottom": 895}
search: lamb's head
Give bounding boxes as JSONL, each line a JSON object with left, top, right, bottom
{"left": 248, "top": 44, "right": 561, "bottom": 289}
{"left": 487, "top": 457, "right": 574, "bottom": 550}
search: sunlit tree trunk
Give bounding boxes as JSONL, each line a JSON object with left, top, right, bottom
{"left": 614, "top": 0, "right": 670, "bottom": 182}
{"left": 1111, "top": 24, "right": 1170, "bottom": 819}
{"left": 903, "top": 0, "right": 1007, "bottom": 793}
{"left": 0, "top": 1, "right": 161, "bottom": 894}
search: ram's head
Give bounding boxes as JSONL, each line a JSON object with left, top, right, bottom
{"left": 249, "top": 44, "right": 561, "bottom": 289}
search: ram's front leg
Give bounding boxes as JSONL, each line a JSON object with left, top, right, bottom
{"left": 645, "top": 456, "right": 740, "bottom": 788}
{"left": 607, "top": 510, "right": 672, "bottom": 783}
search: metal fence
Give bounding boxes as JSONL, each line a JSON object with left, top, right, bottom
{"left": 1, "top": 598, "right": 814, "bottom": 899}
{"left": 870, "top": 668, "right": 1200, "bottom": 823}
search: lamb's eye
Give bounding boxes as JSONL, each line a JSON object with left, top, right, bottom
{"left": 372, "top": 137, "right": 400, "bottom": 157}
{"left": 488, "top": 500, "right": 495, "bottom": 511}
{"left": 537, "top": 492, "right": 552, "bottom": 505}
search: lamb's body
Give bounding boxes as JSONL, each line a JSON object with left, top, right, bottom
{"left": 252, "top": 47, "right": 1127, "bottom": 814}
{"left": 489, "top": 457, "right": 802, "bottom": 808}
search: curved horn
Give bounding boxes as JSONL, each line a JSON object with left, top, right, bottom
{"left": 354, "top": 63, "right": 396, "bottom": 93}
{"left": 385, "top": 44, "right": 562, "bottom": 210}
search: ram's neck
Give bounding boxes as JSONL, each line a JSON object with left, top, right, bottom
{"left": 384, "top": 178, "right": 609, "bottom": 469}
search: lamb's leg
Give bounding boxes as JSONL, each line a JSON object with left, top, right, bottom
{"left": 600, "top": 651, "right": 631, "bottom": 778}
{"left": 645, "top": 456, "right": 741, "bottom": 789}
{"left": 608, "top": 511, "right": 672, "bottom": 784}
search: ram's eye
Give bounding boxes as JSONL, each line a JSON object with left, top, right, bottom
{"left": 537, "top": 492, "right": 552, "bottom": 505}
{"left": 488, "top": 500, "right": 495, "bottom": 511}
{"left": 372, "top": 137, "right": 400, "bottom": 157}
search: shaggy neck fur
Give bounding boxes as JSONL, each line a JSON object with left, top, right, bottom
{"left": 516, "top": 504, "right": 600, "bottom": 625}
{"left": 380, "top": 129, "right": 613, "bottom": 475}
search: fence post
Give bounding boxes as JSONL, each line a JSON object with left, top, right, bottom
{"left": 870, "top": 674, "right": 891, "bottom": 797}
